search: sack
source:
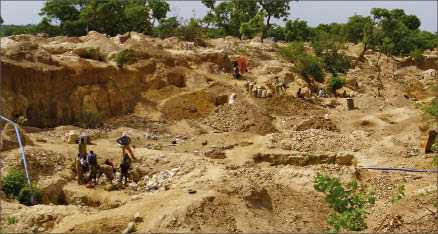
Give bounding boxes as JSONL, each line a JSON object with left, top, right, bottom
{"left": 86, "top": 181, "right": 94, "bottom": 188}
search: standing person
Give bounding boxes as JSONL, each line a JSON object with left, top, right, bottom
{"left": 75, "top": 154, "right": 84, "bottom": 185}
{"left": 78, "top": 137, "right": 87, "bottom": 158}
{"left": 119, "top": 154, "right": 132, "bottom": 186}
{"left": 117, "top": 133, "right": 136, "bottom": 160}
{"left": 80, "top": 155, "right": 88, "bottom": 173}
{"left": 87, "top": 150, "right": 98, "bottom": 185}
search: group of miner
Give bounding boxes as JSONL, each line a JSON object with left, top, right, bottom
{"left": 73, "top": 132, "right": 137, "bottom": 187}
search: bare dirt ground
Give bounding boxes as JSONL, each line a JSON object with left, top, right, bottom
{"left": 1, "top": 33, "right": 437, "bottom": 233}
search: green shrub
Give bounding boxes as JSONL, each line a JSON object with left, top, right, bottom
{"left": 314, "top": 172, "right": 375, "bottom": 233}
{"left": 328, "top": 76, "right": 347, "bottom": 94}
{"left": 7, "top": 216, "right": 18, "bottom": 225}
{"left": 294, "top": 54, "right": 325, "bottom": 82}
{"left": 114, "top": 50, "right": 133, "bottom": 68}
{"left": 390, "top": 184, "right": 405, "bottom": 203}
{"left": 409, "top": 48, "right": 424, "bottom": 62}
{"left": 77, "top": 106, "right": 106, "bottom": 128}
{"left": 1, "top": 169, "right": 26, "bottom": 198}
{"left": 277, "top": 41, "right": 306, "bottom": 63}
{"left": 417, "top": 96, "right": 437, "bottom": 121}
{"left": 18, "top": 183, "right": 42, "bottom": 206}
{"left": 323, "top": 53, "right": 352, "bottom": 76}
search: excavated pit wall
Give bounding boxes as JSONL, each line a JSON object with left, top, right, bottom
{"left": 2, "top": 59, "right": 149, "bottom": 127}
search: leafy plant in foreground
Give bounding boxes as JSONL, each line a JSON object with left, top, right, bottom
{"left": 314, "top": 171, "right": 375, "bottom": 233}
{"left": 390, "top": 184, "right": 405, "bottom": 204}
{"left": 1, "top": 169, "right": 26, "bottom": 198}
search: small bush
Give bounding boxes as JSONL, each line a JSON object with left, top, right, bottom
{"left": 390, "top": 184, "right": 405, "bottom": 203}
{"left": 114, "top": 50, "right": 133, "bottom": 68}
{"left": 18, "top": 183, "right": 43, "bottom": 206}
{"left": 314, "top": 172, "right": 375, "bottom": 233}
{"left": 277, "top": 41, "right": 306, "bottom": 63}
{"left": 294, "top": 54, "right": 325, "bottom": 82}
{"left": 77, "top": 106, "right": 105, "bottom": 128}
{"left": 7, "top": 216, "right": 18, "bottom": 225}
{"left": 328, "top": 76, "right": 347, "bottom": 94}
{"left": 409, "top": 48, "right": 424, "bottom": 62}
{"left": 1, "top": 169, "right": 26, "bottom": 198}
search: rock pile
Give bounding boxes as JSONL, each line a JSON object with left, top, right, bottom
{"left": 134, "top": 166, "right": 181, "bottom": 192}
{"left": 204, "top": 100, "right": 277, "bottom": 135}
{"left": 268, "top": 129, "right": 368, "bottom": 152}
{"left": 293, "top": 117, "right": 339, "bottom": 132}
{"left": 3, "top": 148, "right": 66, "bottom": 180}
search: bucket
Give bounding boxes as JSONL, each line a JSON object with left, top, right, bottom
{"left": 252, "top": 88, "right": 258, "bottom": 97}
{"left": 261, "top": 89, "right": 267, "bottom": 98}
{"left": 248, "top": 83, "right": 253, "bottom": 91}
{"left": 266, "top": 90, "right": 273, "bottom": 97}
{"left": 347, "top": 98, "right": 354, "bottom": 110}
{"left": 257, "top": 88, "right": 262, "bottom": 98}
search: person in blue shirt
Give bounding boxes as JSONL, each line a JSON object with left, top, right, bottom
{"left": 117, "top": 132, "right": 136, "bottom": 160}
{"left": 87, "top": 150, "right": 98, "bottom": 184}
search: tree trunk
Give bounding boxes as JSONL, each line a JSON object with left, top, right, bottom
{"left": 261, "top": 14, "right": 271, "bottom": 44}
{"left": 353, "top": 43, "right": 367, "bottom": 67}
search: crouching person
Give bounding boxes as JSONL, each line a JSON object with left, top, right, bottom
{"left": 98, "top": 159, "right": 115, "bottom": 184}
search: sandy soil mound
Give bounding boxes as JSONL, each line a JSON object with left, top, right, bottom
{"left": 204, "top": 100, "right": 277, "bottom": 135}
{"left": 162, "top": 91, "right": 217, "bottom": 121}
{"left": 293, "top": 117, "right": 339, "bottom": 132}
{"left": 257, "top": 95, "right": 323, "bottom": 116}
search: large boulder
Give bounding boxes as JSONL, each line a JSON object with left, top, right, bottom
{"left": 64, "top": 130, "right": 79, "bottom": 144}
{"left": 1, "top": 122, "right": 33, "bottom": 151}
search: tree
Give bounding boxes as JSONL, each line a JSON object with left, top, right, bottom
{"left": 124, "top": 3, "right": 151, "bottom": 34}
{"left": 211, "top": 1, "right": 259, "bottom": 37}
{"left": 148, "top": 0, "right": 170, "bottom": 25}
{"left": 257, "top": 0, "right": 292, "bottom": 43}
{"left": 343, "top": 15, "right": 370, "bottom": 44}
{"left": 328, "top": 76, "right": 347, "bottom": 96}
{"left": 39, "top": 0, "right": 80, "bottom": 28}
{"left": 201, "top": 0, "right": 216, "bottom": 28}
{"left": 239, "top": 12, "right": 265, "bottom": 38}
{"left": 153, "top": 16, "right": 179, "bottom": 38}
{"left": 284, "top": 19, "right": 314, "bottom": 42}
{"left": 352, "top": 16, "right": 381, "bottom": 67}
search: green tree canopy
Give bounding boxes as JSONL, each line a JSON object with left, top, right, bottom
{"left": 257, "top": 0, "right": 292, "bottom": 43}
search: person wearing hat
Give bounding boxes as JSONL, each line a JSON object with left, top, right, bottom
{"left": 117, "top": 132, "right": 136, "bottom": 160}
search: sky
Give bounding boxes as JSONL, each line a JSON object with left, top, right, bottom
{"left": 1, "top": 1, "right": 437, "bottom": 32}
